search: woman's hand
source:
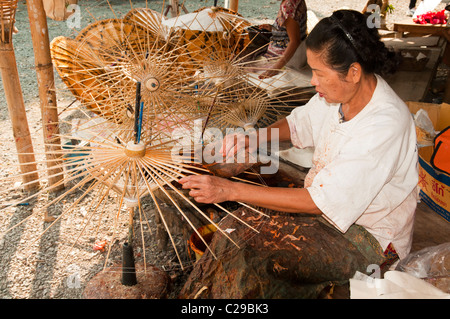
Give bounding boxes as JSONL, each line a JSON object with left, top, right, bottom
{"left": 258, "top": 23, "right": 272, "bottom": 31}
{"left": 221, "top": 130, "right": 257, "bottom": 159}
{"left": 178, "top": 175, "right": 235, "bottom": 204}
{"left": 258, "top": 68, "right": 280, "bottom": 79}
{"left": 179, "top": 174, "right": 321, "bottom": 214}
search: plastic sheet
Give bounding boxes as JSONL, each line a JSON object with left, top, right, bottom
{"left": 414, "top": 108, "right": 437, "bottom": 147}
{"left": 395, "top": 243, "right": 450, "bottom": 293}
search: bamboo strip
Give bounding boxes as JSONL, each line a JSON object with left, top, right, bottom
{"left": 137, "top": 162, "right": 186, "bottom": 269}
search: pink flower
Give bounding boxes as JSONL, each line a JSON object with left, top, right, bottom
{"left": 414, "top": 10, "right": 447, "bottom": 24}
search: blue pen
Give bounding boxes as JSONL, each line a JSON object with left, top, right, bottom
{"left": 137, "top": 101, "right": 144, "bottom": 143}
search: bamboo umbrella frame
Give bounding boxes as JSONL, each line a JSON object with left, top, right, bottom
{"left": 161, "top": 7, "right": 254, "bottom": 76}
{"left": 204, "top": 76, "right": 314, "bottom": 132}
{"left": 0, "top": 102, "right": 269, "bottom": 269}
{"left": 0, "top": 3, "right": 312, "bottom": 270}
{"left": 51, "top": 6, "right": 307, "bottom": 130}
{"left": 1, "top": 4, "right": 273, "bottom": 266}
{"left": 50, "top": 17, "right": 210, "bottom": 128}
{"left": 0, "top": 0, "right": 40, "bottom": 191}
{"left": 26, "top": 0, "right": 64, "bottom": 191}
{"left": 138, "top": 6, "right": 311, "bottom": 141}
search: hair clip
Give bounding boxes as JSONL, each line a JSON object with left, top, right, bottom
{"left": 330, "top": 15, "right": 358, "bottom": 50}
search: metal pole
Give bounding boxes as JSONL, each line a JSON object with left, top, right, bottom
{"left": 121, "top": 241, "right": 138, "bottom": 286}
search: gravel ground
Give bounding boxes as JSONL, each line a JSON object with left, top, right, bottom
{"left": 0, "top": 0, "right": 448, "bottom": 299}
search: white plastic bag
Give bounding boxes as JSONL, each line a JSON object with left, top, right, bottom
{"left": 396, "top": 243, "right": 449, "bottom": 277}
{"left": 395, "top": 242, "right": 450, "bottom": 293}
{"left": 414, "top": 108, "right": 437, "bottom": 147}
{"left": 414, "top": 109, "right": 436, "bottom": 137}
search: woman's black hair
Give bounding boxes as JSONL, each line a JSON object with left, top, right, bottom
{"left": 305, "top": 10, "right": 400, "bottom": 77}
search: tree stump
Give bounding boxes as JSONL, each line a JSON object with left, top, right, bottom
{"left": 179, "top": 206, "right": 380, "bottom": 299}
{"left": 83, "top": 264, "right": 170, "bottom": 299}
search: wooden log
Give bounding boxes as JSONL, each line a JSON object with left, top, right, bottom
{"left": 179, "top": 207, "right": 378, "bottom": 299}
{"left": 26, "top": 0, "right": 65, "bottom": 191}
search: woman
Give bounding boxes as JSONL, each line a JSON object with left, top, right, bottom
{"left": 180, "top": 10, "right": 418, "bottom": 297}
{"left": 257, "top": 0, "right": 308, "bottom": 79}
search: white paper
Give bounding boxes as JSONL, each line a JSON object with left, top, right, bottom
{"left": 350, "top": 270, "right": 450, "bottom": 299}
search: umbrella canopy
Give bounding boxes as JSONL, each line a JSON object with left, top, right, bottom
{"left": 162, "top": 7, "right": 253, "bottom": 70}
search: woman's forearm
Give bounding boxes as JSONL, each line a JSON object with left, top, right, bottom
{"left": 273, "top": 17, "right": 301, "bottom": 69}
{"left": 229, "top": 181, "right": 321, "bottom": 214}
{"left": 179, "top": 173, "right": 320, "bottom": 214}
{"left": 273, "top": 39, "right": 299, "bottom": 70}
{"left": 257, "top": 117, "right": 292, "bottom": 144}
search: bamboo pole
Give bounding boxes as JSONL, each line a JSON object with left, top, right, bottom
{"left": 229, "top": 0, "right": 239, "bottom": 12}
{"left": 0, "top": 0, "right": 40, "bottom": 191}
{"left": 26, "top": 0, "right": 64, "bottom": 191}
{"left": 169, "top": 0, "right": 179, "bottom": 17}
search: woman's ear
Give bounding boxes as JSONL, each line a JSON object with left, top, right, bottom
{"left": 347, "top": 62, "right": 362, "bottom": 83}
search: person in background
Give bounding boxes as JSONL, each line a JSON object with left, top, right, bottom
{"left": 407, "top": 0, "right": 417, "bottom": 16}
{"left": 257, "top": 0, "right": 308, "bottom": 79}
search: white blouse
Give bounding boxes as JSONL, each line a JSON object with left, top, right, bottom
{"left": 286, "top": 74, "right": 419, "bottom": 259}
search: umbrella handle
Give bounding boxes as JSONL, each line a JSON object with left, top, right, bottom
{"left": 137, "top": 101, "right": 144, "bottom": 143}
{"left": 134, "top": 82, "right": 142, "bottom": 143}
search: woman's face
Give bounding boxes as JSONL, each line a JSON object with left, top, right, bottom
{"left": 306, "top": 49, "right": 356, "bottom": 104}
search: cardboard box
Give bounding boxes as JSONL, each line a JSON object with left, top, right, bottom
{"left": 407, "top": 102, "right": 450, "bottom": 222}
